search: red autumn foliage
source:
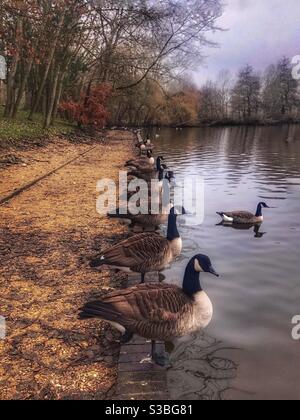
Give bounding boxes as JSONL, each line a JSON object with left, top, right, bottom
{"left": 59, "top": 83, "right": 112, "bottom": 127}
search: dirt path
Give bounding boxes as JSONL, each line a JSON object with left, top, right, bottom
{"left": 0, "top": 130, "right": 135, "bottom": 400}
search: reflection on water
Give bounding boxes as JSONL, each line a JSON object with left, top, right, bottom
{"left": 151, "top": 125, "right": 300, "bottom": 400}
{"left": 168, "top": 332, "right": 238, "bottom": 400}
{"left": 217, "top": 223, "right": 267, "bottom": 239}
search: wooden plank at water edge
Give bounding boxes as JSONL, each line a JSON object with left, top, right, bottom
{"left": 115, "top": 339, "right": 169, "bottom": 400}
{"left": 114, "top": 272, "right": 169, "bottom": 400}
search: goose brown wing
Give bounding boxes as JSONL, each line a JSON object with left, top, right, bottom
{"left": 102, "top": 283, "right": 190, "bottom": 322}
{"left": 229, "top": 211, "right": 255, "bottom": 221}
{"left": 102, "top": 233, "right": 167, "bottom": 267}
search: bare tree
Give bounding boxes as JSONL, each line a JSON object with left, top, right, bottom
{"left": 262, "top": 57, "right": 299, "bottom": 118}
{"left": 1, "top": 0, "right": 224, "bottom": 128}
{"left": 199, "top": 80, "right": 223, "bottom": 121}
{"left": 231, "top": 65, "right": 261, "bottom": 119}
{"left": 216, "top": 69, "right": 232, "bottom": 119}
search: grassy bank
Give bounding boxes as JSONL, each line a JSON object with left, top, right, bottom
{"left": 0, "top": 109, "right": 74, "bottom": 148}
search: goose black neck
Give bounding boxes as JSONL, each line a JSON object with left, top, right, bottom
{"left": 255, "top": 203, "right": 263, "bottom": 217}
{"left": 156, "top": 158, "right": 162, "bottom": 171}
{"left": 167, "top": 212, "right": 180, "bottom": 240}
{"left": 182, "top": 262, "right": 202, "bottom": 297}
{"left": 158, "top": 169, "right": 164, "bottom": 181}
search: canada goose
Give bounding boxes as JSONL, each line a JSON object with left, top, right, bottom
{"left": 135, "top": 132, "right": 143, "bottom": 145}
{"left": 164, "top": 170, "right": 175, "bottom": 183}
{"left": 135, "top": 140, "right": 144, "bottom": 148}
{"left": 127, "top": 160, "right": 166, "bottom": 182}
{"left": 146, "top": 138, "right": 155, "bottom": 147}
{"left": 125, "top": 150, "right": 155, "bottom": 168}
{"left": 125, "top": 170, "right": 175, "bottom": 201}
{"left": 80, "top": 254, "right": 219, "bottom": 366}
{"left": 127, "top": 165, "right": 158, "bottom": 177}
{"left": 90, "top": 206, "right": 186, "bottom": 283}
{"left": 107, "top": 203, "right": 172, "bottom": 228}
{"left": 155, "top": 168, "right": 175, "bottom": 190}
{"left": 217, "top": 202, "right": 270, "bottom": 224}
{"left": 156, "top": 156, "right": 166, "bottom": 171}
{"left": 123, "top": 171, "right": 175, "bottom": 214}
{"left": 137, "top": 141, "right": 155, "bottom": 156}
{"left": 136, "top": 139, "right": 155, "bottom": 150}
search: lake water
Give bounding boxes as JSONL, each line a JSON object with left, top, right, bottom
{"left": 151, "top": 125, "right": 300, "bottom": 400}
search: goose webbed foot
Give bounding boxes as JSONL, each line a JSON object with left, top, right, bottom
{"left": 152, "top": 352, "right": 171, "bottom": 367}
{"left": 151, "top": 341, "right": 171, "bottom": 367}
{"left": 120, "top": 330, "right": 134, "bottom": 344}
{"left": 158, "top": 273, "right": 165, "bottom": 282}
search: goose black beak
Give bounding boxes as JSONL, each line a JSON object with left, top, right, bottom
{"left": 209, "top": 266, "right": 219, "bottom": 277}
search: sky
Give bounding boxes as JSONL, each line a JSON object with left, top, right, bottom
{"left": 194, "top": 0, "right": 300, "bottom": 86}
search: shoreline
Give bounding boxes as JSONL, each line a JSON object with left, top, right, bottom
{"left": 0, "top": 130, "right": 136, "bottom": 400}
{"left": 110, "top": 120, "right": 300, "bottom": 130}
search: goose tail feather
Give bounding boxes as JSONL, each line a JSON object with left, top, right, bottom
{"left": 79, "top": 301, "right": 123, "bottom": 323}
{"left": 107, "top": 211, "right": 130, "bottom": 220}
{"left": 90, "top": 257, "right": 107, "bottom": 268}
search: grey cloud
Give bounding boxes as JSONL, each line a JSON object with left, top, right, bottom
{"left": 194, "top": 0, "right": 300, "bottom": 85}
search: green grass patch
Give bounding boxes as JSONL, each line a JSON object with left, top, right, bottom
{"left": 0, "top": 108, "right": 74, "bottom": 145}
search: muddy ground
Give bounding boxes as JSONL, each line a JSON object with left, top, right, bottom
{"left": 0, "top": 130, "right": 135, "bottom": 400}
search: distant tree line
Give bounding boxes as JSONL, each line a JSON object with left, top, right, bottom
{"left": 198, "top": 58, "right": 300, "bottom": 125}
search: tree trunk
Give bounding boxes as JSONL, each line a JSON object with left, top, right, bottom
{"left": 28, "top": 12, "right": 65, "bottom": 120}
{"left": 50, "top": 74, "right": 64, "bottom": 125}
{"left": 4, "top": 52, "right": 19, "bottom": 117}
{"left": 12, "top": 58, "right": 33, "bottom": 118}
{"left": 4, "top": 18, "right": 22, "bottom": 118}
{"left": 44, "top": 66, "right": 60, "bottom": 128}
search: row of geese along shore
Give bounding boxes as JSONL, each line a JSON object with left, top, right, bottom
{"left": 79, "top": 130, "right": 271, "bottom": 366}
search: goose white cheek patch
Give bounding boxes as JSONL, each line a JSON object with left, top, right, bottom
{"left": 194, "top": 259, "right": 203, "bottom": 272}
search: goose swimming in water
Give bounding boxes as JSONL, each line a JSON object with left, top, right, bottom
{"left": 217, "top": 202, "right": 270, "bottom": 224}
{"left": 90, "top": 206, "right": 186, "bottom": 284}
{"left": 80, "top": 254, "right": 219, "bottom": 366}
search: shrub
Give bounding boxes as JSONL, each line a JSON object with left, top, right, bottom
{"left": 59, "top": 83, "right": 112, "bottom": 128}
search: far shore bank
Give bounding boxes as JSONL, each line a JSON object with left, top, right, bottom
{"left": 110, "top": 118, "right": 300, "bottom": 131}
